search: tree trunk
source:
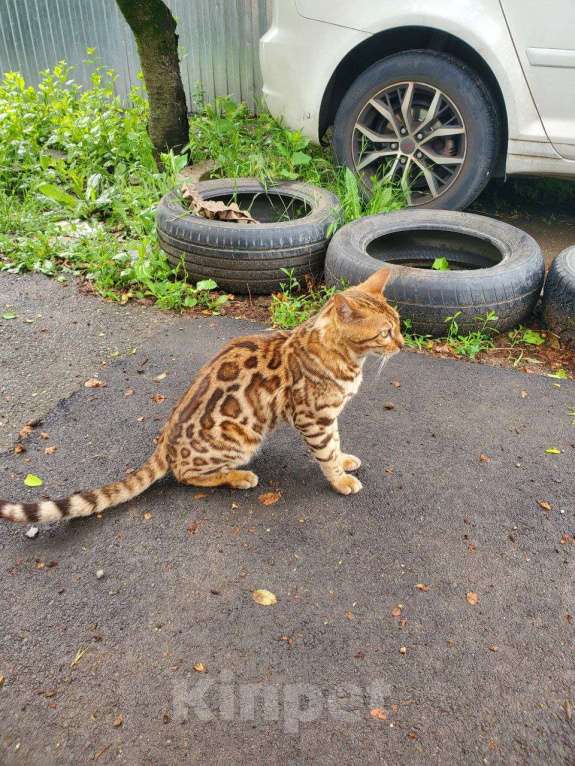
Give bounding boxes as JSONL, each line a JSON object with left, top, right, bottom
{"left": 116, "top": 0, "right": 189, "bottom": 164}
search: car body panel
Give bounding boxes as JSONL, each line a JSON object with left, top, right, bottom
{"left": 260, "top": 0, "right": 575, "bottom": 179}
{"left": 499, "top": 0, "right": 575, "bottom": 159}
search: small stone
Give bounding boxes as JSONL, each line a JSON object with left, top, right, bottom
{"left": 399, "top": 646, "right": 407, "bottom": 655}
{"left": 96, "top": 569, "right": 105, "bottom": 580}
{"left": 25, "top": 526, "right": 39, "bottom": 539}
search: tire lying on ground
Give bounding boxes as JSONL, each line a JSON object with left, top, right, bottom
{"left": 542, "top": 246, "right": 575, "bottom": 345}
{"left": 156, "top": 178, "right": 341, "bottom": 295}
{"left": 325, "top": 210, "right": 544, "bottom": 336}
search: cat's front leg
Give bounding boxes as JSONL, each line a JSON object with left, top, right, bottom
{"left": 325, "top": 418, "right": 362, "bottom": 472}
{"left": 297, "top": 418, "right": 363, "bottom": 495}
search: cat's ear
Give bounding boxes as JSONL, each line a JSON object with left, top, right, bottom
{"left": 333, "top": 293, "right": 360, "bottom": 324}
{"left": 360, "top": 268, "right": 391, "bottom": 295}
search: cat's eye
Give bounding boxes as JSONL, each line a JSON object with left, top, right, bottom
{"left": 380, "top": 327, "right": 391, "bottom": 339}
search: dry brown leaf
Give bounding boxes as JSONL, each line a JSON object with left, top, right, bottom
{"left": 0, "top": 675, "right": 5, "bottom": 687}
{"left": 112, "top": 714, "right": 124, "bottom": 728}
{"left": 187, "top": 521, "right": 200, "bottom": 536}
{"left": 488, "top": 645, "right": 498, "bottom": 652}
{"left": 258, "top": 491, "right": 281, "bottom": 506}
{"left": 537, "top": 500, "right": 552, "bottom": 512}
{"left": 370, "top": 708, "right": 387, "bottom": 721}
{"left": 345, "top": 611, "right": 354, "bottom": 620}
{"left": 40, "top": 431, "right": 49, "bottom": 439}
{"left": 124, "top": 388, "right": 135, "bottom": 397}
{"left": 415, "top": 583, "right": 430, "bottom": 592}
{"left": 391, "top": 605, "right": 402, "bottom": 618}
{"left": 252, "top": 589, "right": 277, "bottom": 606}
{"left": 14, "top": 444, "right": 25, "bottom": 454}
{"left": 154, "top": 372, "right": 167, "bottom": 381}
{"left": 193, "top": 663, "right": 207, "bottom": 673}
{"left": 151, "top": 393, "right": 166, "bottom": 404}
{"left": 44, "top": 446, "right": 57, "bottom": 455}
{"left": 488, "top": 739, "right": 496, "bottom": 751}
{"left": 84, "top": 378, "right": 105, "bottom": 388}
{"left": 479, "top": 454, "right": 491, "bottom": 463}
{"left": 143, "top": 512, "right": 152, "bottom": 521}
{"left": 391, "top": 380, "right": 401, "bottom": 388}
{"left": 520, "top": 390, "right": 528, "bottom": 398}
{"left": 564, "top": 700, "right": 573, "bottom": 721}
{"left": 193, "top": 493, "right": 208, "bottom": 500}
{"left": 466, "top": 591, "right": 480, "bottom": 605}
{"left": 182, "top": 184, "right": 258, "bottom": 224}
{"left": 18, "top": 423, "right": 33, "bottom": 439}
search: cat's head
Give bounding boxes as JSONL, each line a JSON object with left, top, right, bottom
{"left": 331, "top": 268, "right": 404, "bottom": 357}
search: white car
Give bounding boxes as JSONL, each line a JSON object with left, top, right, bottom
{"left": 260, "top": 0, "right": 575, "bottom": 209}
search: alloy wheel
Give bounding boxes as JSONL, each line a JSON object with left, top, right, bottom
{"left": 352, "top": 81, "right": 467, "bottom": 205}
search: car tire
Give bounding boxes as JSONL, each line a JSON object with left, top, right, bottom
{"left": 332, "top": 50, "right": 499, "bottom": 210}
{"left": 542, "top": 247, "right": 575, "bottom": 345}
{"left": 156, "top": 179, "right": 341, "bottom": 294}
{"left": 325, "top": 210, "right": 544, "bottom": 336}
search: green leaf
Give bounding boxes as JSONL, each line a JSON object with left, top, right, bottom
{"left": 521, "top": 329, "right": 545, "bottom": 345}
{"left": 196, "top": 279, "right": 217, "bottom": 291}
{"left": 291, "top": 151, "right": 312, "bottom": 166}
{"left": 38, "top": 182, "right": 79, "bottom": 211}
{"left": 432, "top": 257, "right": 450, "bottom": 271}
{"left": 24, "top": 473, "right": 44, "bottom": 487}
{"left": 548, "top": 369, "right": 569, "bottom": 379}
{"left": 545, "top": 448, "right": 561, "bottom": 455}
{"left": 2, "top": 312, "right": 17, "bottom": 320}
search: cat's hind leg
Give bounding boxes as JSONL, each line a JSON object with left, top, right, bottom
{"left": 179, "top": 470, "right": 259, "bottom": 489}
{"left": 340, "top": 454, "right": 362, "bottom": 472}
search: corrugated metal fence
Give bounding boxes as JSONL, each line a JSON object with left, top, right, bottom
{"left": 0, "top": 0, "right": 271, "bottom": 110}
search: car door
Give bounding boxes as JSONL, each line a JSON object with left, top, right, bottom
{"left": 500, "top": 0, "right": 575, "bottom": 159}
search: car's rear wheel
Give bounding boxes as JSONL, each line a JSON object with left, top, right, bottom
{"left": 332, "top": 50, "right": 499, "bottom": 210}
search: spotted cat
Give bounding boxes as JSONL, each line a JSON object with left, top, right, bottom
{"left": 0, "top": 268, "right": 403, "bottom": 524}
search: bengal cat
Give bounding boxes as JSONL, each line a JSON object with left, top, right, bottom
{"left": 0, "top": 268, "right": 403, "bottom": 524}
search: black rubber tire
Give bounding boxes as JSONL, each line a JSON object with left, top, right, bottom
{"left": 155, "top": 178, "right": 341, "bottom": 294}
{"left": 332, "top": 50, "right": 499, "bottom": 211}
{"left": 325, "top": 210, "right": 544, "bottom": 336}
{"left": 542, "top": 247, "right": 575, "bottom": 345}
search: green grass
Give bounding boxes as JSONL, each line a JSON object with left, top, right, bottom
{"left": 269, "top": 268, "right": 342, "bottom": 329}
{"left": 403, "top": 310, "right": 499, "bottom": 359}
{"left": 0, "top": 59, "right": 403, "bottom": 313}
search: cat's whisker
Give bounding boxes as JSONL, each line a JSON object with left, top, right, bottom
{"left": 376, "top": 356, "right": 388, "bottom": 377}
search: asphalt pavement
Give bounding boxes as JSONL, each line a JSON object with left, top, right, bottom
{"left": 1, "top": 274, "right": 574, "bottom": 765}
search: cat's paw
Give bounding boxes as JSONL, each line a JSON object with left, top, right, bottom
{"left": 228, "top": 470, "right": 259, "bottom": 489}
{"left": 331, "top": 474, "right": 363, "bottom": 495}
{"left": 341, "top": 453, "right": 362, "bottom": 472}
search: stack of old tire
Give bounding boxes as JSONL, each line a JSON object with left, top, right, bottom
{"left": 542, "top": 247, "right": 575, "bottom": 345}
{"left": 156, "top": 178, "right": 340, "bottom": 294}
{"left": 326, "top": 210, "right": 546, "bottom": 335}
{"left": 325, "top": 211, "right": 574, "bottom": 340}
{"left": 156, "top": 177, "right": 573, "bottom": 341}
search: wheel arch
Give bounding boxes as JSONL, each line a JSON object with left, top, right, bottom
{"left": 319, "top": 26, "right": 508, "bottom": 177}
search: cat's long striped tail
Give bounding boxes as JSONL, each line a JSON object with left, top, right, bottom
{"left": 0, "top": 444, "right": 169, "bottom": 524}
